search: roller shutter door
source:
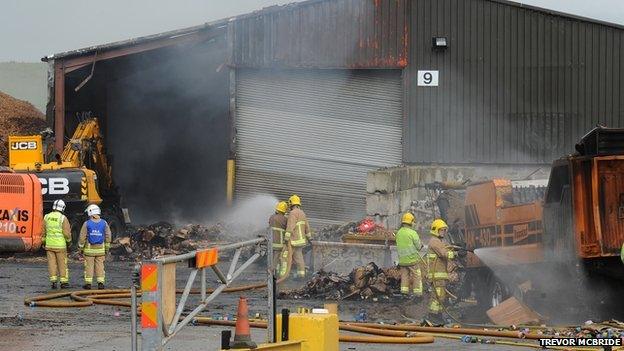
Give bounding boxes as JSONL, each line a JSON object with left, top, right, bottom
{"left": 235, "top": 69, "right": 402, "bottom": 225}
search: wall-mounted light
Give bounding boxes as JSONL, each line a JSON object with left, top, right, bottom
{"left": 432, "top": 37, "right": 448, "bottom": 50}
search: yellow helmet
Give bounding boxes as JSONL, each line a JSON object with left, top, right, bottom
{"left": 289, "top": 194, "right": 301, "bottom": 206}
{"left": 430, "top": 219, "right": 448, "bottom": 237}
{"left": 401, "top": 212, "right": 415, "bottom": 225}
{"left": 275, "top": 201, "right": 288, "bottom": 214}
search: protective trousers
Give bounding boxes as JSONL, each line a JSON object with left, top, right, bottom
{"left": 291, "top": 247, "right": 306, "bottom": 278}
{"left": 399, "top": 264, "right": 423, "bottom": 296}
{"left": 272, "top": 249, "right": 282, "bottom": 273}
{"left": 428, "top": 279, "right": 447, "bottom": 314}
{"left": 84, "top": 255, "right": 106, "bottom": 284}
{"left": 46, "top": 250, "right": 68, "bottom": 283}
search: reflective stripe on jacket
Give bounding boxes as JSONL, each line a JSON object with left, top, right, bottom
{"left": 395, "top": 226, "right": 423, "bottom": 266}
{"left": 43, "top": 211, "right": 69, "bottom": 250}
{"left": 269, "top": 213, "right": 287, "bottom": 249}
{"left": 79, "top": 218, "right": 112, "bottom": 256}
{"left": 426, "top": 236, "right": 453, "bottom": 281}
{"left": 285, "top": 207, "right": 310, "bottom": 247}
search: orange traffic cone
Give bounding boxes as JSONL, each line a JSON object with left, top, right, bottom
{"left": 231, "top": 296, "right": 257, "bottom": 349}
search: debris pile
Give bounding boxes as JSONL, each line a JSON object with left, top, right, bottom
{"left": 315, "top": 218, "right": 396, "bottom": 244}
{"left": 110, "top": 222, "right": 229, "bottom": 261}
{"left": 342, "top": 218, "right": 395, "bottom": 244}
{"left": 0, "top": 91, "right": 47, "bottom": 166}
{"left": 279, "top": 262, "right": 402, "bottom": 300}
{"left": 314, "top": 221, "right": 357, "bottom": 242}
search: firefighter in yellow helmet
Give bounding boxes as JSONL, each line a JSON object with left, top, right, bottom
{"left": 395, "top": 212, "right": 424, "bottom": 299}
{"left": 426, "top": 219, "right": 456, "bottom": 321}
{"left": 281, "top": 194, "right": 311, "bottom": 279}
{"left": 269, "top": 201, "right": 288, "bottom": 274}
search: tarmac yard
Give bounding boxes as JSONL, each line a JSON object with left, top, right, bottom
{"left": 0, "top": 258, "right": 537, "bottom": 351}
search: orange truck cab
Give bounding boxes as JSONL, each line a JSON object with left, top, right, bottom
{"left": 0, "top": 172, "right": 43, "bottom": 252}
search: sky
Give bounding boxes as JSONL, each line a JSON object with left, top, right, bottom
{"left": 1, "top": 0, "right": 624, "bottom": 62}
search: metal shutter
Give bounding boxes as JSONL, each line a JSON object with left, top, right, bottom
{"left": 235, "top": 69, "right": 402, "bottom": 225}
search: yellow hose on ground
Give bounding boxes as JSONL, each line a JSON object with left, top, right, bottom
{"left": 25, "top": 246, "right": 296, "bottom": 308}
{"left": 23, "top": 290, "right": 609, "bottom": 349}
{"left": 346, "top": 322, "right": 545, "bottom": 340}
{"left": 192, "top": 317, "right": 434, "bottom": 344}
{"left": 338, "top": 335, "right": 434, "bottom": 344}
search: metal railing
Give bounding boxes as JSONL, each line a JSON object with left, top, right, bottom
{"left": 132, "top": 237, "right": 272, "bottom": 351}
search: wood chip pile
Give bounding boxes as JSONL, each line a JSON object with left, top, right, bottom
{"left": 0, "top": 91, "right": 47, "bottom": 166}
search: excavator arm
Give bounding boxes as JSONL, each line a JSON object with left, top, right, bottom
{"left": 61, "top": 118, "right": 114, "bottom": 191}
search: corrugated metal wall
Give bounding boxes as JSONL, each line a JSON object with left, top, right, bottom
{"left": 230, "top": 0, "right": 408, "bottom": 69}
{"left": 235, "top": 69, "right": 403, "bottom": 225}
{"left": 405, "top": 0, "right": 624, "bottom": 164}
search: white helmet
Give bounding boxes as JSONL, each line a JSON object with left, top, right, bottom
{"left": 52, "top": 199, "right": 66, "bottom": 212}
{"left": 86, "top": 204, "right": 101, "bottom": 217}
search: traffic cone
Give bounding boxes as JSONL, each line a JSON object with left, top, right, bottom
{"left": 231, "top": 296, "right": 257, "bottom": 349}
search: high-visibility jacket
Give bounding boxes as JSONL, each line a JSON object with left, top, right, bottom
{"left": 395, "top": 226, "right": 423, "bottom": 266}
{"left": 285, "top": 207, "right": 310, "bottom": 247}
{"left": 43, "top": 211, "right": 71, "bottom": 250}
{"left": 79, "top": 217, "right": 111, "bottom": 256}
{"left": 269, "top": 213, "right": 287, "bottom": 249}
{"left": 426, "top": 236, "right": 455, "bottom": 280}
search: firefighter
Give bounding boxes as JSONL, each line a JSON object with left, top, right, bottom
{"left": 42, "top": 200, "right": 72, "bottom": 289}
{"left": 78, "top": 204, "right": 111, "bottom": 289}
{"left": 395, "top": 212, "right": 424, "bottom": 299}
{"left": 426, "top": 219, "right": 456, "bottom": 321}
{"left": 282, "top": 194, "right": 311, "bottom": 279}
{"left": 269, "top": 201, "right": 288, "bottom": 274}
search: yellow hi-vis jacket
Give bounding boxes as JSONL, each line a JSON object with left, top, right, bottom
{"left": 43, "top": 211, "right": 71, "bottom": 250}
{"left": 395, "top": 225, "right": 423, "bottom": 266}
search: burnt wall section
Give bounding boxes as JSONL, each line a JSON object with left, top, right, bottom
{"left": 405, "top": 0, "right": 624, "bottom": 164}
{"left": 104, "top": 39, "right": 229, "bottom": 223}
{"left": 230, "top": 0, "right": 408, "bottom": 69}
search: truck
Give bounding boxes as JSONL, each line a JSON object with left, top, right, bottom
{"left": 446, "top": 127, "right": 624, "bottom": 313}
{"left": 0, "top": 118, "right": 126, "bottom": 252}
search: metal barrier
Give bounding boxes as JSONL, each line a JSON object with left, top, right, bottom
{"left": 132, "top": 237, "right": 271, "bottom": 351}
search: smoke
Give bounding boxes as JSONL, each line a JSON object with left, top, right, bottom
{"left": 105, "top": 38, "right": 229, "bottom": 224}
{"left": 474, "top": 248, "right": 623, "bottom": 323}
{"left": 207, "top": 194, "right": 279, "bottom": 239}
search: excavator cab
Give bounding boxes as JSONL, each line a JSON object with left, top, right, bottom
{"left": 0, "top": 171, "right": 43, "bottom": 252}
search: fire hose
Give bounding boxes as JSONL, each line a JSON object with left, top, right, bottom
{"left": 22, "top": 247, "right": 612, "bottom": 349}
{"left": 25, "top": 242, "right": 296, "bottom": 308}
{"left": 25, "top": 289, "right": 608, "bottom": 348}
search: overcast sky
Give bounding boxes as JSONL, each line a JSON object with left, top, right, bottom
{"left": 2, "top": 0, "right": 624, "bottom": 62}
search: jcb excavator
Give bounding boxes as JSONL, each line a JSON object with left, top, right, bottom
{"left": 0, "top": 118, "right": 127, "bottom": 252}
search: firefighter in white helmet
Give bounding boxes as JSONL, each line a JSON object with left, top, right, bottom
{"left": 78, "top": 204, "right": 112, "bottom": 289}
{"left": 42, "top": 199, "right": 72, "bottom": 289}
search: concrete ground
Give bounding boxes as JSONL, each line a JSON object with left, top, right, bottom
{"left": 0, "top": 257, "right": 539, "bottom": 350}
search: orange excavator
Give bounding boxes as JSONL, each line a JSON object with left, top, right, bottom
{"left": 1, "top": 118, "right": 127, "bottom": 252}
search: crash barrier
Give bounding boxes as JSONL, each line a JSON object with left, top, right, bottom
{"left": 135, "top": 237, "right": 273, "bottom": 351}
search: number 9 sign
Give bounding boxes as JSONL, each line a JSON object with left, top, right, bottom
{"left": 417, "top": 70, "right": 439, "bottom": 86}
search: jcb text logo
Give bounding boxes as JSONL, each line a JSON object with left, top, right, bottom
{"left": 40, "top": 178, "right": 70, "bottom": 195}
{"left": 10, "top": 141, "right": 38, "bottom": 150}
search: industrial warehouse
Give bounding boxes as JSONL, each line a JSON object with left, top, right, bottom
{"left": 1, "top": 0, "right": 624, "bottom": 350}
